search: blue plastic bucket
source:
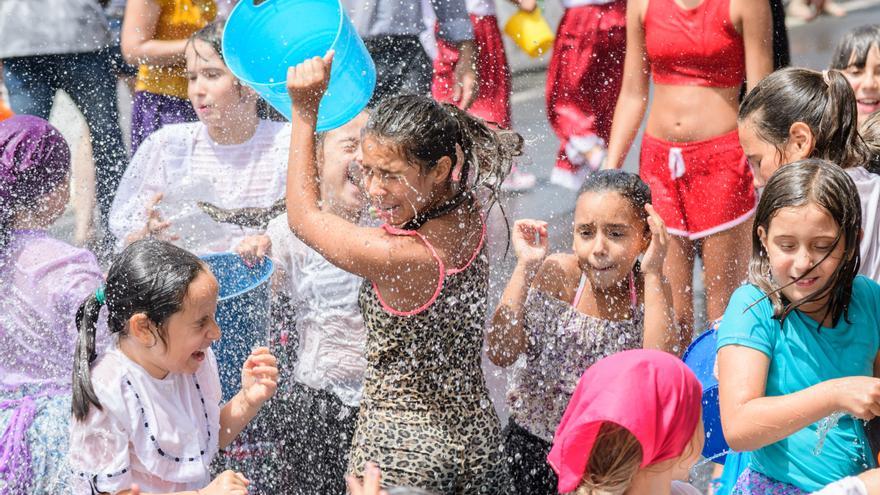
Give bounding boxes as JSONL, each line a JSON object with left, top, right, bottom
{"left": 201, "top": 253, "right": 274, "bottom": 402}
{"left": 222, "top": 0, "right": 376, "bottom": 130}
{"left": 683, "top": 326, "right": 731, "bottom": 463}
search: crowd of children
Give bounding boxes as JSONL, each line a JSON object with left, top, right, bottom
{"left": 6, "top": 1, "right": 880, "bottom": 494}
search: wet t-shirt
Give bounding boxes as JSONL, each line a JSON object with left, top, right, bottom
{"left": 717, "top": 277, "right": 880, "bottom": 491}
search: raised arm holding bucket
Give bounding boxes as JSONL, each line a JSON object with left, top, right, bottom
{"left": 285, "top": 53, "right": 521, "bottom": 494}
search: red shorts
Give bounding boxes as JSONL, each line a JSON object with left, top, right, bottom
{"left": 639, "top": 130, "right": 756, "bottom": 239}
{"left": 432, "top": 15, "right": 511, "bottom": 128}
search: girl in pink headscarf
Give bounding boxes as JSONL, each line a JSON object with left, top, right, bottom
{"left": 548, "top": 349, "right": 705, "bottom": 495}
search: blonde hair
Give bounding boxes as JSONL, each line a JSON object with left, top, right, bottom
{"left": 860, "top": 110, "right": 880, "bottom": 173}
{"left": 573, "top": 424, "right": 643, "bottom": 495}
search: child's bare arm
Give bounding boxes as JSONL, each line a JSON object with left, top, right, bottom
{"left": 219, "top": 348, "right": 278, "bottom": 449}
{"left": 640, "top": 205, "right": 678, "bottom": 353}
{"left": 719, "top": 345, "right": 880, "bottom": 451}
{"left": 487, "top": 220, "right": 548, "bottom": 367}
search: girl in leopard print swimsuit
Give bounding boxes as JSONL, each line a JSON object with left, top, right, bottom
{"left": 487, "top": 170, "right": 681, "bottom": 493}
{"left": 284, "top": 54, "right": 522, "bottom": 494}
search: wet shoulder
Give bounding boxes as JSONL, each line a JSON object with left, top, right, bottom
{"left": 533, "top": 253, "right": 581, "bottom": 304}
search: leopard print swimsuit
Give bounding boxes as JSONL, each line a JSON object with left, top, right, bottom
{"left": 348, "top": 223, "right": 506, "bottom": 495}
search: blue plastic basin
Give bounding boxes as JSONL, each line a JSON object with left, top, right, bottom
{"left": 222, "top": 0, "right": 376, "bottom": 129}
{"left": 201, "top": 253, "right": 274, "bottom": 402}
{"left": 683, "top": 326, "right": 731, "bottom": 463}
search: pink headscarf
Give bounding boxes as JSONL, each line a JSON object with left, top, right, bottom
{"left": 548, "top": 349, "right": 702, "bottom": 493}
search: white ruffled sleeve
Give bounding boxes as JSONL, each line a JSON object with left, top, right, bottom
{"left": 108, "top": 125, "right": 195, "bottom": 251}
{"left": 810, "top": 477, "right": 869, "bottom": 495}
{"left": 266, "top": 213, "right": 309, "bottom": 299}
{"left": 68, "top": 372, "right": 134, "bottom": 494}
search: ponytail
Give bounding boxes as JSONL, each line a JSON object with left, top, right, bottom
{"left": 72, "top": 292, "right": 105, "bottom": 421}
{"left": 817, "top": 70, "right": 867, "bottom": 168}
{"left": 71, "top": 239, "right": 206, "bottom": 421}
{"left": 739, "top": 67, "right": 868, "bottom": 169}
{"left": 860, "top": 111, "right": 880, "bottom": 174}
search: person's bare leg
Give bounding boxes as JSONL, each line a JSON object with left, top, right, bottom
{"left": 664, "top": 234, "right": 697, "bottom": 350}
{"left": 71, "top": 129, "right": 96, "bottom": 247}
{"left": 701, "top": 219, "right": 752, "bottom": 323}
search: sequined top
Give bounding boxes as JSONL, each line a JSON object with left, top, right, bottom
{"left": 507, "top": 276, "right": 644, "bottom": 442}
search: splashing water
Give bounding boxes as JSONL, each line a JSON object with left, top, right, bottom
{"left": 814, "top": 411, "right": 846, "bottom": 456}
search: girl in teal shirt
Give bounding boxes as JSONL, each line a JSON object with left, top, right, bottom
{"left": 717, "top": 159, "right": 880, "bottom": 493}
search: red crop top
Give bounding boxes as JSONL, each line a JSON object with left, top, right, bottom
{"left": 644, "top": 0, "right": 745, "bottom": 87}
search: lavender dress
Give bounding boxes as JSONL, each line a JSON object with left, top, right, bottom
{"left": 0, "top": 230, "right": 105, "bottom": 494}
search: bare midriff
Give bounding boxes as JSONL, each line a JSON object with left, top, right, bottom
{"left": 645, "top": 83, "right": 741, "bottom": 142}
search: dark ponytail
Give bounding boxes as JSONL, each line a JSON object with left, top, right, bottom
{"left": 365, "top": 95, "right": 524, "bottom": 230}
{"left": 860, "top": 111, "right": 880, "bottom": 174}
{"left": 72, "top": 239, "right": 206, "bottom": 421}
{"left": 739, "top": 67, "right": 868, "bottom": 169}
{"left": 72, "top": 293, "right": 105, "bottom": 421}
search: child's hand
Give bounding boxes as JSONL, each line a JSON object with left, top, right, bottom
{"left": 202, "top": 470, "right": 249, "bottom": 495}
{"left": 346, "top": 462, "right": 390, "bottom": 495}
{"left": 126, "top": 193, "right": 179, "bottom": 245}
{"left": 286, "top": 50, "right": 335, "bottom": 121}
{"left": 831, "top": 376, "right": 880, "bottom": 420}
{"left": 241, "top": 347, "right": 278, "bottom": 408}
{"left": 512, "top": 219, "right": 549, "bottom": 269}
{"left": 640, "top": 204, "right": 669, "bottom": 276}
{"left": 236, "top": 235, "right": 272, "bottom": 267}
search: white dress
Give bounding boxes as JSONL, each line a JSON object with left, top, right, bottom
{"left": 109, "top": 120, "right": 290, "bottom": 255}
{"left": 847, "top": 167, "right": 880, "bottom": 282}
{"left": 267, "top": 214, "right": 367, "bottom": 407}
{"left": 68, "top": 347, "right": 222, "bottom": 494}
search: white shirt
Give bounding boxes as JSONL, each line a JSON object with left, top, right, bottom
{"left": 847, "top": 167, "right": 880, "bottom": 282}
{"left": 69, "top": 347, "right": 222, "bottom": 494}
{"left": 109, "top": 120, "right": 290, "bottom": 255}
{"left": 267, "top": 214, "right": 367, "bottom": 406}
{"left": 671, "top": 481, "right": 703, "bottom": 495}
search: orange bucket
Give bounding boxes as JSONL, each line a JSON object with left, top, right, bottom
{"left": 504, "top": 8, "right": 555, "bottom": 58}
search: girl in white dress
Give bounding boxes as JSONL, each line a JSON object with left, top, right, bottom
{"left": 68, "top": 239, "right": 278, "bottom": 494}
{"left": 109, "top": 22, "right": 289, "bottom": 255}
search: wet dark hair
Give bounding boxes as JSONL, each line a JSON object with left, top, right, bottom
{"left": 577, "top": 169, "right": 652, "bottom": 232}
{"left": 186, "top": 21, "right": 284, "bottom": 121}
{"left": 749, "top": 159, "right": 861, "bottom": 328}
{"left": 72, "top": 239, "right": 206, "bottom": 421}
{"left": 739, "top": 67, "right": 868, "bottom": 169}
{"left": 860, "top": 111, "right": 880, "bottom": 174}
{"left": 364, "top": 95, "right": 523, "bottom": 230}
{"left": 831, "top": 24, "right": 880, "bottom": 71}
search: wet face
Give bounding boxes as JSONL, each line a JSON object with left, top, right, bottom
{"left": 144, "top": 270, "right": 221, "bottom": 376}
{"left": 842, "top": 44, "right": 880, "bottom": 124}
{"left": 360, "top": 135, "right": 449, "bottom": 226}
{"left": 738, "top": 118, "right": 802, "bottom": 187}
{"left": 318, "top": 112, "right": 369, "bottom": 218}
{"left": 758, "top": 202, "right": 847, "bottom": 315}
{"left": 185, "top": 40, "right": 256, "bottom": 129}
{"left": 573, "top": 191, "right": 649, "bottom": 290}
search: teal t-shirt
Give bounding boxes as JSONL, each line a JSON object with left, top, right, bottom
{"left": 716, "top": 276, "right": 880, "bottom": 491}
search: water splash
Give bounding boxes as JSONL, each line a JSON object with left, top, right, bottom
{"left": 814, "top": 411, "right": 846, "bottom": 456}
